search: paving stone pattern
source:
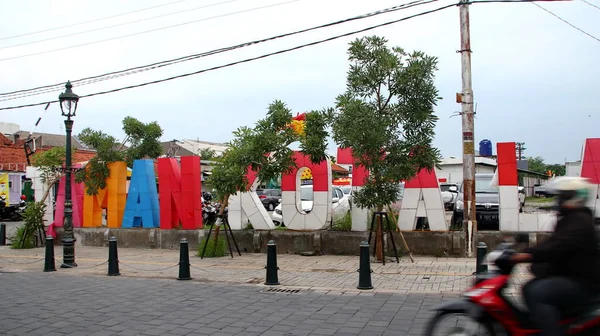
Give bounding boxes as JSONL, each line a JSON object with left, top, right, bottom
{"left": 0, "top": 272, "right": 458, "bottom": 336}
{"left": 0, "top": 246, "right": 532, "bottom": 295}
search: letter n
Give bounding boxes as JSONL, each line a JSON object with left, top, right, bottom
{"left": 157, "top": 156, "right": 202, "bottom": 230}
{"left": 122, "top": 160, "right": 160, "bottom": 228}
{"left": 83, "top": 162, "right": 127, "bottom": 228}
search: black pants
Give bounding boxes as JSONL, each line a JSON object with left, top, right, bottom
{"left": 523, "top": 277, "right": 589, "bottom": 336}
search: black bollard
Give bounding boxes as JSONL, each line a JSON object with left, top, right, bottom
{"left": 265, "top": 240, "right": 280, "bottom": 285}
{"left": 44, "top": 236, "right": 56, "bottom": 272}
{"left": 476, "top": 242, "right": 488, "bottom": 274}
{"left": 0, "top": 223, "right": 5, "bottom": 246}
{"left": 177, "top": 238, "right": 191, "bottom": 280}
{"left": 357, "top": 241, "right": 373, "bottom": 290}
{"left": 108, "top": 236, "right": 120, "bottom": 276}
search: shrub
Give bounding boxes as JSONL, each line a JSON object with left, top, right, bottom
{"left": 197, "top": 236, "right": 226, "bottom": 257}
{"left": 10, "top": 225, "right": 36, "bottom": 249}
{"left": 330, "top": 212, "right": 352, "bottom": 231}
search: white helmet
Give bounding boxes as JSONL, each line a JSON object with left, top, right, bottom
{"left": 545, "top": 176, "right": 591, "bottom": 209}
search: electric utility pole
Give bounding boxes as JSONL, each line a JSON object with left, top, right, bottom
{"left": 516, "top": 142, "right": 526, "bottom": 160}
{"left": 458, "top": 0, "right": 476, "bottom": 258}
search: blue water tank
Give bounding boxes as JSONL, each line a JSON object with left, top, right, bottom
{"left": 479, "top": 139, "right": 493, "bottom": 157}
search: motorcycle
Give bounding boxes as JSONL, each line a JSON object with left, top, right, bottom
{"left": 0, "top": 196, "right": 25, "bottom": 221}
{"left": 425, "top": 234, "right": 600, "bottom": 335}
{"left": 202, "top": 201, "right": 217, "bottom": 226}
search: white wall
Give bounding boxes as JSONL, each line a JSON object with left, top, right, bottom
{"left": 566, "top": 161, "right": 581, "bottom": 177}
{"left": 436, "top": 164, "right": 496, "bottom": 184}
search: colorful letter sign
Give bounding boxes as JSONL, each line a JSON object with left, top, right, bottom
{"left": 122, "top": 160, "right": 160, "bottom": 228}
{"left": 157, "top": 157, "right": 202, "bottom": 230}
{"left": 53, "top": 164, "right": 84, "bottom": 228}
{"left": 580, "top": 138, "right": 600, "bottom": 217}
{"left": 398, "top": 168, "right": 447, "bottom": 231}
{"left": 228, "top": 168, "right": 276, "bottom": 230}
{"left": 497, "top": 142, "right": 519, "bottom": 231}
{"left": 337, "top": 148, "right": 369, "bottom": 231}
{"left": 83, "top": 162, "right": 127, "bottom": 228}
{"left": 281, "top": 151, "right": 332, "bottom": 230}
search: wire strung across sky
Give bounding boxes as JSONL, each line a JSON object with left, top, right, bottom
{"left": 0, "top": 0, "right": 245, "bottom": 51}
{"left": 0, "top": 0, "right": 300, "bottom": 63}
{"left": 0, "top": 0, "right": 438, "bottom": 100}
{"left": 532, "top": 2, "right": 600, "bottom": 42}
{"left": 0, "top": 0, "right": 192, "bottom": 41}
{"left": 0, "top": 0, "right": 585, "bottom": 111}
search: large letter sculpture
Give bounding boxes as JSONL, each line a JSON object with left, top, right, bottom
{"left": 398, "top": 169, "right": 447, "bottom": 231}
{"left": 337, "top": 148, "right": 370, "bottom": 231}
{"left": 122, "top": 160, "right": 160, "bottom": 228}
{"left": 83, "top": 162, "right": 127, "bottom": 228}
{"left": 53, "top": 163, "right": 84, "bottom": 228}
{"left": 580, "top": 138, "right": 600, "bottom": 218}
{"left": 228, "top": 168, "right": 275, "bottom": 230}
{"left": 281, "top": 151, "right": 332, "bottom": 230}
{"left": 497, "top": 142, "right": 519, "bottom": 231}
{"left": 157, "top": 156, "right": 202, "bottom": 229}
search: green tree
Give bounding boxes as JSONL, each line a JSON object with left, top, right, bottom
{"left": 30, "top": 146, "right": 75, "bottom": 203}
{"left": 527, "top": 156, "right": 546, "bottom": 174}
{"left": 330, "top": 36, "right": 441, "bottom": 261}
{"left": 75, "top": 117, "right": 164, "bottom": 195}
{"left": 207, "top": 100, "right": 329, "bottom": 241}
{"left": 198, "top": 148, "right": 217, "bottom": 160}
{"left": 545, "top": 163, "right": 566, "bottom": 176}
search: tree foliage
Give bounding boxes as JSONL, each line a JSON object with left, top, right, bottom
{"left": 75, "top": 117, "right": 164, "bottom": 195}
{"left": 330, "top": 36, "right": 442, "bottom": 210}
{"left": 198, "top": 148, "right": 217, "bottom": 160}
{"left": 527, "top": 156, "right": 565, "bottom": 176}
{"left": 208, "top": 100, "right": 329, "bottom": 204}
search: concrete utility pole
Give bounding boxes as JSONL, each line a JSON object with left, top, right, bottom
{"left": 458, "top": 0, "right": 476, "bottom": 258}
{"left": 516, "top": 142, "right": 526, "bottom": 160}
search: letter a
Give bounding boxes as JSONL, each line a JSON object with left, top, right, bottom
{"left": 122, "top": 160, "right": 160, "bottom": 228}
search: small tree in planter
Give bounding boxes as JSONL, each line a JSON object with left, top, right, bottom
{"left": 11, "top": 201, "right": 47, "bottom": 249}
{"left": 207, "top": 100, "right": 330, "bottom": 253}
{"left": 330, "top": 36, "right": 442, "bottom": 262}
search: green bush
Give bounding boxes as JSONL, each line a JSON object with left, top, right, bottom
{"left": 197, "top": 235, "right": 226, "bottom": 258}
{"left": 331, "top": 212, "right": 352, "bottom": 231}
{"left": 10, "top": 225, "right": 36, "bottom": 249}
{"left": 11, "top": 201, "right": 47, "bottom": 249}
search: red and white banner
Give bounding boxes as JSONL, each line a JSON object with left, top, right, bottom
{"left": 398, "top": 169, "right": 446, "bottom": 231}
{"left": 281, "top": 151, "right": 332, "bottom": 230}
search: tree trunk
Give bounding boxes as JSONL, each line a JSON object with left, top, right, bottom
{"left": 376, "top": 205, "right": 384, "bottom": 262}
{"left": 213, "top": 194, "right": 230, "bottom": 243}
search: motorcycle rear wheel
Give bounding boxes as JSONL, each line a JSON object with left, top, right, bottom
{"left": 424, "top": 311, "right": 497, "bottom": 336}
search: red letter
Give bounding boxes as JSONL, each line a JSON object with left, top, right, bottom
{"left": 157, "top": 156, "right": 202, "bottom": 230}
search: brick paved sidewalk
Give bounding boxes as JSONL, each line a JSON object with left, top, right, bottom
{"left": 0, "top": 245, "right": 531, "bottom": 295}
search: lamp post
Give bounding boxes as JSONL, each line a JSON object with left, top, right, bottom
{"left": 58, "top": 81, "right": 79, "bottom": 268}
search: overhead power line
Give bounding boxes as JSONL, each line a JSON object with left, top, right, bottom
{"left": 0, "top": 0, "right": 574, "bottom": 111}
{"left": 580, "top": 0, "right": 600, "bottom": 10}
{"left": 0, "top": 0, "right": 192, "bottom": 41}
{"left": 0, "top": 0, "right": 438, "bottom": 100}
{"left": 0, "top": 0, "right": 300, "bottom": 62}
{"left": 0, "top": 1, "right": 461, "bottom": 111}
{"left": 0, "top": 0, "right": 244, "bottom": 50}
{"left": 532, "top": 2, "right": 600, "bottom": 42}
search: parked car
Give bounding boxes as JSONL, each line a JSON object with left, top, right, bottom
{"left": 271, "top": 185, "right": 350, "bottom": 226}
{"left": 440, "top": 183, "right": 458, "bottom": 211}
{"left": 340, "top": 185, "right": 352, "bottom": 207}
{"left": 533, "top": 184, "right": 550, "bottom": 197}
{"left": 256, "top": 189, "right": 282, "bottom": 211}
{"left": 451, "top": 174, "right": 524, "bottom": 230}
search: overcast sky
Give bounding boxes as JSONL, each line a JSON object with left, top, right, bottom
{"left": 0, "top": 0, "right": 598, "bottom": 164}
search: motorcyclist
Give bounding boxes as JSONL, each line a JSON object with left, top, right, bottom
{"left": 510, "top": 176, "right": 600, "bottom": 336}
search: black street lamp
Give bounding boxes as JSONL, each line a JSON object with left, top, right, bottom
{"left": 58, "top": 81, "right": 79, "bottom": 268}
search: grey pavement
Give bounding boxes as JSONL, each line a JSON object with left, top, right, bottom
{"left": 0, "top": 271, "right": 457, "bottom": 336}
